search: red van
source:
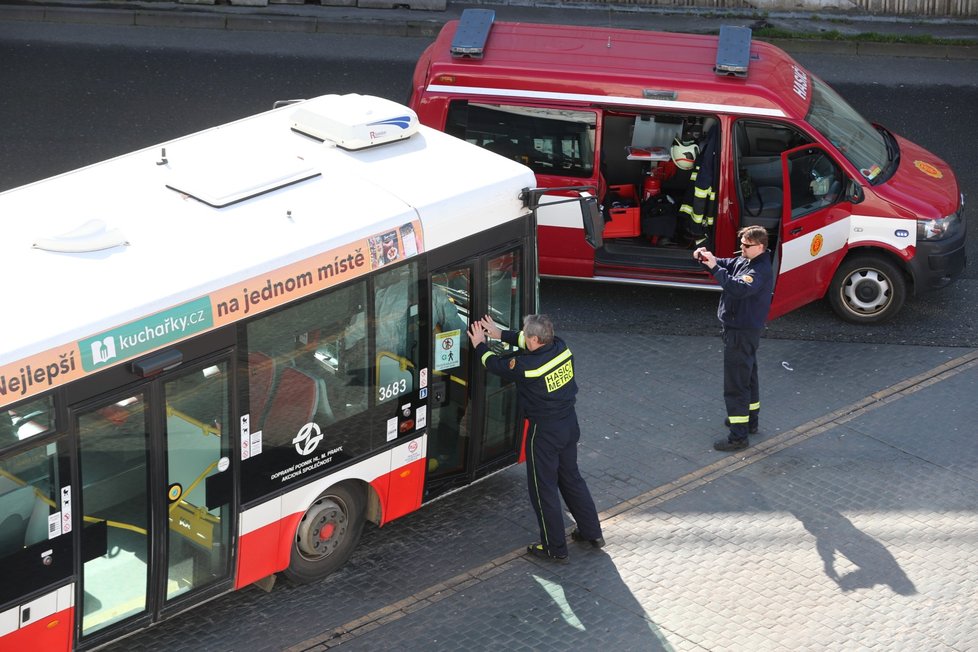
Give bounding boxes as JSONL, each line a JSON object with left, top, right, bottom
{"left": 409, "top": 10, "right": 966, "bottom": 323}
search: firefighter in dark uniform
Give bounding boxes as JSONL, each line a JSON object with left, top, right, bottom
{"left": 467, "top": 313, "right": 604, "bottom": 562}
{"left": 693, "top": 225, "right": 774, "bottom": 452}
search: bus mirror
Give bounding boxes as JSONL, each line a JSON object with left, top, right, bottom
{"left": 580, "top": 193, "right": 603, "bottom": 249}
{"left": 521, "top": 186, "right": 601, "bottom": 248}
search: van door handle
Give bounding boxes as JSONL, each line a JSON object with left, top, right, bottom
{"left": 790, "top": 227, "right": 803, "bottom": 235}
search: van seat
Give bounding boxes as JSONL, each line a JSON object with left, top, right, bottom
{"left": 742, "top": 177, "right": 783, "bottom": 229}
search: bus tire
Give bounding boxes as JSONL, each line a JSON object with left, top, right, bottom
{"left": 827, "top": 254, "right": 906, "bottom": 324}
{"left": 284, "top": 483, "right": 365, "bottom": 584}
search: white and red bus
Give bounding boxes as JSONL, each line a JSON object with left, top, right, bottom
{"left": 410, "top": 11, "right": 966, "bottom": 324}
{"left": 0, "top": 93, "right": 592, "bottom": 650}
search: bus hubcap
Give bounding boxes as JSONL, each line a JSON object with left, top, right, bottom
{"left": 297, "top": 498, "right": 348, "bottom": 558}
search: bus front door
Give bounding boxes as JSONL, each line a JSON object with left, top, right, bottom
{"left": 72, "top": 353, "right": 233, "bottom": 645}
{"left": 425, "top": 247, "right": 526, "bottom": 498}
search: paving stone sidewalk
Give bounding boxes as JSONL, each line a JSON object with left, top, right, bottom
{"left": 284, "top": 334, "right": 978, "bottom": 651}
{"left": 106, "top": 334, "right": 978, "bottom": 651}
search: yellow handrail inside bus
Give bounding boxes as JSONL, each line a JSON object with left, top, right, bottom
{"left": 165, "top": 405, "right": 220, "bottom": 437}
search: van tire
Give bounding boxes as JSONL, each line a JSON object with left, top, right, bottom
{"left": 283, "top": 483, "right": 365, "bottom": 584}
{"left": 827, "top": 254, "right": 906, "bottom": 324}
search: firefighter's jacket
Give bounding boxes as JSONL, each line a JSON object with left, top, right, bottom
{"left": 475, "top": 330, "right": 577, "bottom": 424}
{"left": 679, "top": 125, "right": 720, "bottom": 237}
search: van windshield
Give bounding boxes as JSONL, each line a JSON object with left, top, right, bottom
{"left": 806, "top": 77, "right": 891, "bottom": 184}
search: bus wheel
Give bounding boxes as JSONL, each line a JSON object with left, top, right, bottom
{"left": 828, "top": 254, "right": 906, "bottom": 324}
{"left": 284, "top": 483, "right": 365, "bottom": 584}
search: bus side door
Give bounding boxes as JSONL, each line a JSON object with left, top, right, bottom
{"left": 69, "top": 346, "right": 235, "bottom": 647}
{"left": 0, "top": 395, "right": 74, "bottom": 652}
{"left": 424, "top": 243, "right": 530, "bottom": 499}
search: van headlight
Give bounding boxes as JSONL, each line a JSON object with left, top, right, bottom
{"left": 917, "top": 203, "right": 963, "bottom": 241}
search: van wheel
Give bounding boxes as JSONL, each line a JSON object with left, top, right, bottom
{"left": 827, "top": 254, "right": 906, "bottom": 324}
{"left": 283, "top": 483, "right": 365, "bottom": 584}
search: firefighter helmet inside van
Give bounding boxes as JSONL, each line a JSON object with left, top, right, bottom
{"left": 671, "top": 139, "right": 699, "bottom": 170}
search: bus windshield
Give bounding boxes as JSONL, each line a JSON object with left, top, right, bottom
{"left": 806, "top": 77, "right": 891, "bottom": 183}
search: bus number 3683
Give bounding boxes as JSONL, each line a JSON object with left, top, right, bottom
{"left": 379, "top": 378, "right": 408, "bottom": 401}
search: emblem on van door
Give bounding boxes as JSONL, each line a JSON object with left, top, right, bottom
{"left": 914, "top": 160, "right": 943, "bottom": 179}
{"left": 810, "top": 234, "right": 824, "bottom": 257}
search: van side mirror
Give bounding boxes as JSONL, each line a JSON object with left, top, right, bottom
{"left": 847, "top": 179, "right": 865, "bottom": 204}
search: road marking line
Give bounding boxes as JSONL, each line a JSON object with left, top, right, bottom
{"left": 284, "top": 349, "right": 978, "bottom": 651}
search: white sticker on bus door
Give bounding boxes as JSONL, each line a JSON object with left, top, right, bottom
{"left": 240, "top": 415, "right": 251, "bottom": 460}
{"left": 60, "top": 486, "right": 71, "bottom": 534}
{"left": 434, "top": 329, "right": 461, "bottom": 371}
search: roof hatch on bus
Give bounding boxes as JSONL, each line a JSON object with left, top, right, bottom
{"left": 290, "top": 93, "right": 419, "bottom": 150}
{"left": 165, "top": 150, "right": 320, "bottom": 208}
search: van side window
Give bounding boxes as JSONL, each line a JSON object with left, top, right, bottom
{"left": 787, "top": 147, "right": 846, "bottom": 219}
{"left": 445, "top": 101, "right": 596, "bottom": 178}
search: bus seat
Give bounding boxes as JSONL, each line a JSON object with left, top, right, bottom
{"left": 0, "top": 485, "right": 40, "bottom": 555}
{"left": 312, "top": 376, "right": 336, "bottom": 426}
{"left": 248, "top": 351, "right": 276, "bottom": 430}
{"left": 25, "top": 488, "right": 49, "bottom": 546}
{"left": 262, "top": 367, "right": 318, "bottom": 449}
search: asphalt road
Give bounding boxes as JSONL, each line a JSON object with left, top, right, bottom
{"left": 1, "top": 20, "right": 976, "bottom": 345}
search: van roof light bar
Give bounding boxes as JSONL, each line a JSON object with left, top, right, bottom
{"left": 450, "top": 8, "right": 495, "bottom": 59}
{"left": 714, "top": 25, "right": 752, "bottom": 77}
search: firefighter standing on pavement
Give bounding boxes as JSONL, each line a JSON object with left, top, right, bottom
{"left": 694, "top": 225, "right": 774, "bottom": 452}
{"left": 467, "top": 314, "right": 604, "bottom": 562}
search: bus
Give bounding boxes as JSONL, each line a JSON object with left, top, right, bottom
{"left": 0, "top": 93, "right": 594, "bottom": 651}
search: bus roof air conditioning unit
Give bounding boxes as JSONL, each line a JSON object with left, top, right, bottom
{"left": 291, "top": 94, "right": 419, "bottom": 150}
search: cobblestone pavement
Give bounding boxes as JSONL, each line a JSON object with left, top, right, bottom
{"left": 105, "top": 334, "right": 978, "bottom": 651}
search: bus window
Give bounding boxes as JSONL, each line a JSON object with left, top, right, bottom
{"left": 0, "top": 433, "right": 73, "bottom": 609}
{"left": 372, "top": 263, "right": 422, "bottom": 407}
{"left": 242, "top": 279, "right": 372, "bottom": 501}
{"left": 0, "top": 395, "right": 55, "bottom": 448}
{"left": 482, "top": 249, "right": 523, "bottom": 462}
{"left": 78, "top": 392, "right": 150, "bottom": 636}
{"left": 163, "top": 363, "right": 232, "bottom": 601}
{"left": 427, "top": 265, "right": 472, "bottom": 477}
